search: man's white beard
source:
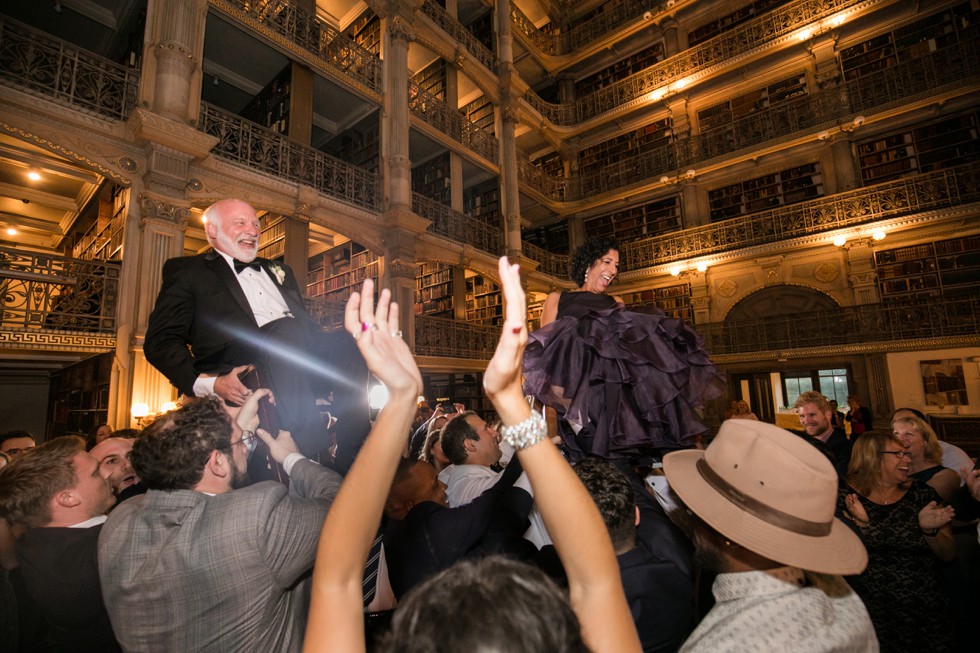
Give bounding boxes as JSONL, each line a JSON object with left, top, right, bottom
{"left": 215, "top": 229, "right": 258, "bottom": 262}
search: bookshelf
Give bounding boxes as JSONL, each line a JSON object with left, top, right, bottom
{"left": 579, "top": 118, "right": 673, "bottom": 175}
{"left": 623, "top": 283, "right": 694, "bottom": 323}
{"left": 697, "top": 73, "right": 807, "bottom": 132}
{"left": 575, "top": 44, "right": 666, "bottom": 97}
{"left": 461, "top": 95, "right": 495, "bottom": 135}
{"left": 72, "top": 184, "right": 126, "bottom": 261}
{"left": 522, "top": 222, "right": 570, "bottom": 254}
{"left": 584, "top": 197, "right": 682, "bottom": 244}
{"left": 875, "top": 235, "right": 980, "bottom": 300}
{"left": 47, "top": 352, "right": 113, "bottom": 439}
{"left": 258, "top": 213, "right": 285, "bottom": 261}
{"left": 688, "top": 0, "right": 788, "bottom": 46}
{"left": 708, "top": 163, "right": 823, "bottom": 221}
{"left": 412, "top": 152, "right": 452, "bottom": 205}
{"left": 412, "top": 59, "right": 447, "bottom": 100}
{"left": 307, "top": 241, "right": 380, "bottom": 303}
{"left": 462, "top": 182, "right": 500, "bottom": 226}
{"left": 423, "top": 372, "right": 495, "bottom": 418}
{"left": 241, "top": 64, "right": 292, "bottom": 135}
{"left": 466, "top": 10, "right": 495, "bottom": 53}
{"left": 532, "top": 151, "right": 564, "bottom": 177}
{"left": 857, "top": 111, "right": 980, "bottom": 184}
{"left": 416, "top": 262, "right": 465, "bottom": 319}
{"left": 465, "top": 274, "right": 502, "bottom": 326}
{"left": 337, "top": 124, "right": 380, "bottom": 173}
{"left": 345, "top": 9, "right": 381, "bottom": 55}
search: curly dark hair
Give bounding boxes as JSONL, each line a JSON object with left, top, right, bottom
{"left": 132, "top": 397, "right": 232, "bottom": 490}
{"left": 569, "top": 236, "right": 620, "bottom": 287}
{"left": 380, "top": 556, "right": 588, "bottom": 653}
{"left": 0, "top": 436, "right": 83, "bottom": 528}
{"left": 439, "top": 411, "right": 479, "bottom": 466}
{"left": 573, "top": 458, "right": 636, "bottom": 552}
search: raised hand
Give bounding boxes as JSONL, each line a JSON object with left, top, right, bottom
{"left": 344, "top": 278, "right": 422, "bottom": 399}
{"left": 483, "top": 257, "right": 527, "bottom": 403}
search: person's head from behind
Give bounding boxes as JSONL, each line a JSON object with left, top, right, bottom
{"left": 573, "top": 458, "right": 636, "bottom": 554}
{"left": 440, "top": 411, "right": 501, "bottom": 467}
{"left": 0, "top": 436, "right": 114, "bottom": 528}
{"left": 203, "top": 199, "right": 261, "bottom": 263}
{"left": 419, "top": 426, "right": 449, "bottom": 470}
{"left": 890, "top": 415, "right": 941, "bottom": 467}
{"left": 380, "top": 556, "right": 589, "bottom": 653}
{"left": 570, "top": 236, "right": 620, "bottom": 293}
{"left": 793, "top": 391, "right": 833, "bottom": 438}
{"left": 846, "top": 430, "right": 910, "bottom": 496}
{"left": 90, "top": 437, "right": 140, "bottom": 494}
{"left": 0, "top": 430, "right": 36, "bottom": 459}
{"left": 892, "top": 407, "right": 927, "bottom": 422}
{"left": 384, "top": 458, "right": 448, "bottom": 520}
{"left": 132, "top": 397, "right": 249, "bottom": 492}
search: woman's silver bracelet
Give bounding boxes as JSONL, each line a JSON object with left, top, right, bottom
{"left": 500, "top": 412, "right": 548, "bottom": 450}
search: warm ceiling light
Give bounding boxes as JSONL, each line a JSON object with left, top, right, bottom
{"left": 830, "top": 14, "right": 846, "bottom": 27}
{"left": 696, "top": 262, "right": 708, "bottom": 272}
{"left": 833, "top": 236, "right": 847, "bottom": 247}
{"left": 5, "top": 228, "right": 16, "bottom": 236}
{"left": 27, "top": 171, "right": 41, "bottom": 181}
{"left": 797, "top": 28, "right": 813, "bottom": 40}
{"left": 648, "top": 88, "right": 666, "bottom": 102}
{"left": 872, "top": 230, "right": 886, "bottom": 241}
{"left": 669, "top": 265, "right": 682, "bottom": 277}
{"left": 131, "top": 403, "right": 150, "bottom": 418}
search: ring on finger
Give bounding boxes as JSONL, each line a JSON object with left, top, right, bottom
{"left": 352, "top": 330, "right": 360, "bottom": 340}
{"left": 361, "top": 321, "right": 372, "bottom": 332}
{"left": 391, "top": 330, "right": 403, "bottom": 337}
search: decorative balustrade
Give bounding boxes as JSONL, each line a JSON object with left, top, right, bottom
{"left": 0, "top": 247, "right": 120, "bottom": 334}
{"left": 520, "top": 35, "right": 979, "bottom": 201}
{"left": 621, "top": 162, "right": 980, "bottom": 271}
{"left": 416, "top": 314, "right": 499, "bottom": 358}
{"left": 522, "top": 242, "right": 568, "bottom": 278}
{"left": 0, "top": 15, "right": 138, "bottom": 120}
{"left": 421, "top": 0, "right": 495, "bottom": 72}
{"left": 510, "top": 0, "right": 660, "bottom": 57}
{"left": 412, "top": 193, "right": 505, "bottom": 255}
{"left": 408, "top": 82, "right": 499, "bottom": 164}
{"left": 211, "top": 0, "right": 382, "bottom": 93}
{"left": 699, "top": 295, "right": 980, "bottom": 356}
{"left": 201, "top": 102, "right": 381, "bottom": 211}
{"left": 524, "top": 0, "right": 867, "bottom": 125}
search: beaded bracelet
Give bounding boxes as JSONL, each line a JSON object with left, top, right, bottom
{"left": 500, "top": 412, "right": 548, "bottom": 450}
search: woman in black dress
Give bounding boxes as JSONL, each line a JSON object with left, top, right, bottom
{"left": 839, "top": 430, "right": 957, "bottom": 652}
{"left": 523, "top": 237, "right": 724, "bottom": 461}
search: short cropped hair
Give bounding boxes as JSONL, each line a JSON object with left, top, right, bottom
{"left": 573, "top": 458, "right": 636, "bottom": 552}
{"left": 0, "top": 436, "right": 84, "bottom": 528}
{"left": 793, "top": 391, "right": 831, "bottom": 413}
{"left": 380, "top": 556, "right": 588, "bottom": 653}
{"left": 132, "top": 397, "right": 232, "bottom": 490}
{"left": 0, "top": 430, "right": 36, "bottom": 450}
{"left": 569, "top": 236, "right": 619, "bottom": 287}
{"left": 440, "top": 411, "right": 479, "bottom": 466}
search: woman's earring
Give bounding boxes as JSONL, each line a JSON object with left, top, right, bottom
{"left": 584, "top": 269, "right": 589, "bottom": 283}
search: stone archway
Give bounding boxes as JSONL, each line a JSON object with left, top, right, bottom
{"left": 725, "top": 284, "right": 840, "bottom": 323}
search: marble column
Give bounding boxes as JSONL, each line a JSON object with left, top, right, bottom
{"left": 381, "top": 15, "right": 414, "bottom": 212}
{"left": 139, "top": 0, "right": 208, "bottom": 124}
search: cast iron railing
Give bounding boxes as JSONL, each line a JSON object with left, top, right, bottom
{"left": 522, "top": 241, "right": 568, "bottom": 278}
{"left": 699, "top": 295, "right": 980, "bottom": 355}
{"left": 415, "top": 314, "right": 498, "bottom": 358}
{"left": 510, "top": 0, "right": 661, "bottom": 57}
{"left": 422, "top": 0, "right": 495, "bottom": 72}
{"left": 409, "top": 82, "right": 499, "bottom": 164}
{"left": 0, "top": 15, "right": 138, "bottom": 120}
{"left": 200, "top": 102, "right": 381, "bottom": 211}
{"left": 413, "top": 193, "right": 505, "bottom": 255}
{"left": 0, "top": 247, "right": 120, "bottom": 333}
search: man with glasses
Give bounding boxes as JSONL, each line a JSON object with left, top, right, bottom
{"left": 98, "top": 396, "right": 342, "bottom": 652}
{"left": 0, "top": 430, "right": 36, "bottom": 459}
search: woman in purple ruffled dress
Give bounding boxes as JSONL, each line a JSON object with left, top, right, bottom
{"left": 523, "top": 237, "right": 725, "bottom": 461}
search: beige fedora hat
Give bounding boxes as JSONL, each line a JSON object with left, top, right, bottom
{"left": 663, "top": 419, "right": 867, "bottom": 575}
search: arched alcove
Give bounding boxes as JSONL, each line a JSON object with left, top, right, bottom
{"left": 725, "top": 284, "right": 840, "bottom": 323}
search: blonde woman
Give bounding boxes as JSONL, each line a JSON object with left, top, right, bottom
{"left": 891, "top": 415, "right": 960, "bottom": 501}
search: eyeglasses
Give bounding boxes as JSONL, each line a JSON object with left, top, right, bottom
{"left": 880, "top": 450, "right": 912, "bottom": 459}
{"left": 222, "top": 430, "right": 258, "bottom": 452}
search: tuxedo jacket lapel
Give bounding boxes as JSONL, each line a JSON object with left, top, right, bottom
{"left": 204, "top": 252, "right": 257, "bottom": 325}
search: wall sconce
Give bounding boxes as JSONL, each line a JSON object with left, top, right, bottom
{"left": 871, "top": 230, "right": 886, "bottom": 241}
{"left": 669, "top": 265, "right": 682, "bottom": 276}
{"left": 841, "top": 115, "right": 865, "bottom": 133}
{"left": 696, "top": 262, "right": 708, "bottom": 273}
{"left": 661, "top": 169, "right": 696, "bottom": 185}
{"left": 833, "top": 236, "right": 847, "bottom": 247}
{"left": 131, "top": 403, "right": 150, "bottom": 427}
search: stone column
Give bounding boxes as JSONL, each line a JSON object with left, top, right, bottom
{"left": 496, "top": 0, "right": 522, "bottom": 259}
{"left": 284, "top": 201, "right": 312, "bottom": 290}
{"left": 844, "top": 240, "right": 880, "bottom": 305}
{"left": 139, "top": 0, "right": 208, "bottom": 124}
{"left": 288, "top": 63, "right": 315, "bottom": 146}
{"left": 381, "top": 15, "right": 414, "bottom": 212}
{"left": 830, "top": 135, "right": 860, "bottom": 193}
{"left": 661, "top": 16, "right": 681, "bottom": 58}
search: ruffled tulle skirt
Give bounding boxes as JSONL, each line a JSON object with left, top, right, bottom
{"left": 523, "top": 305, "right": 725, "bottom": 459}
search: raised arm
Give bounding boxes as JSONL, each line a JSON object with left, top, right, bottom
{"left": 304, "top": 280, "right": 422, "bottom": 653}
{"left": 483, "top": 257, "right": 641, "bottom": 653}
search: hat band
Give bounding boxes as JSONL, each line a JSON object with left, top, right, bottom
{"left": 696, "top": 458, "right": 832, "bottom": 537}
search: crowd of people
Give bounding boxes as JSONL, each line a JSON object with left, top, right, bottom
{"left": 0, "top": 200, "right": 978, "bottom": 653}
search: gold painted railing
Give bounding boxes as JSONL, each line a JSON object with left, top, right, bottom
{"left": 524, "top": 0, "right": 870, "bottom": 125}
{"left": 421, "top": 0, "right": 495, "bottom": 72}
{"left": 621, "top": 162, "right": 980, "bottom": 272}
{"left": 413, "top": 193, "right": 505, "bottom": 255}
{"left": 210, "top": 0, "right": 383, "bottom": 94}
{"left": 522, "top": 241, "right": 568, "bottom": 278}
{"left": 510, "top": 0, "right": 660, "bottom": 57}
{"left": 416, "top": 314, "right": 498, "bottom": 358}
{"left": 408, "top": 82, "right": 499, "bottom": 164}
{"left": 699, "top": 295, "right": 980, "bottom": 355}
{"left": 200, "top": 103, "right": 382, "bottom": 211}
{"left": 0, "top": 15, "right": 138, "bottom": 120}
{"left": 0, "top": 247, "right": 120, "bottom": 333}
{"left": 520, "top": 35, "right": 980, "bottom": 201}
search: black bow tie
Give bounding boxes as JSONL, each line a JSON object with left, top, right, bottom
{"left": 234, "top": 259, "right": 262, "bottom": 274}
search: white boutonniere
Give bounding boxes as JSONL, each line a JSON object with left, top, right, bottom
{"left": 268, "top": 263, "right": 286, "bottom": 285}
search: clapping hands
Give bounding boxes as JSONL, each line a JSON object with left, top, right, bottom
{"left": 918, "top": 500, "right": 955, "bottom": 531}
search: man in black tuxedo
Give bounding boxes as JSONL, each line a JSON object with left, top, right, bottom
{"left": 143, "top": 199, "right": 369, "bottom": 467}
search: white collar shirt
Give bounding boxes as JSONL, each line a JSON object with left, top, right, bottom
{"left": 681, "top": 568, "right": 878, "bottom": 653}
{"left": 216, "top": 250, "right": 292, "bottom": 328}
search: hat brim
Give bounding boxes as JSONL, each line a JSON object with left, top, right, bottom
{"left": 664, "top": 449, "right": 867, "bottom": 575}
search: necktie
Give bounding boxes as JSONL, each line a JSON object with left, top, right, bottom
{"left": 362, "top": 530, "right": 384, "bottom": 606}
{"left": 234, "top": 259, "right": 262, "bottom": 274}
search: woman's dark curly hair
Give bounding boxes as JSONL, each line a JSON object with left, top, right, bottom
{"left": 569, "top": 236, "right": 619, "bottom": 287}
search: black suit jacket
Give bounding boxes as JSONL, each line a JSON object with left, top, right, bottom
{"left": 144, "top": 251, "right": 313, "bottom": 397}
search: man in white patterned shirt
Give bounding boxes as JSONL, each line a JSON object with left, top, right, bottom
{"left": 663, "top": 419, "right": 879, "bottom": 652}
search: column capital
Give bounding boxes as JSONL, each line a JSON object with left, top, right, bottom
{"left": 388, "top": 14, "right": 417, "bottom": 43}
{"left": 139, "top": 193, "right": 190, "bottom": 229}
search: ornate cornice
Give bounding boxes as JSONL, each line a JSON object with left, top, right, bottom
{"left": 0, "top": 122, "right": 132, "bottom": 186}
{"left": 128, "top": 108, "right": 218, "bottom": 160}
{"left": 139, "top": 194, "right": 190, "bottom": 228}
{"left": 0, "top": 328, "right": 115, "bottom": 353}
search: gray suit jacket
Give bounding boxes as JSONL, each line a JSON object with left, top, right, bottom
{"left": 98, "top": 460, "right": 341, "bottom": 653}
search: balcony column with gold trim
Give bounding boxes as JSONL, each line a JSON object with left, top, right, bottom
{"left": 445, "top": 56, "right": 464, "bottom": 213}
{"left": 661, "top": 16, "right": 681, "bottom": 58}
{"left": 381, "top": 14, "right": 414, "bottom": 212}
{"left": 496, "top": 0, "right": 522, "bottom": 259}
{"left": 808, "top": 32, "right": 841, "bottom": 91}
{"left": 127, "top": 195, "right": 191, "bottom": 428}
{"left": 567, "top": 214, "right": 585, "bottom": 257}
{"left": 689, "top": 270, "right": 711, "bottom": 325}
{"left": 843, "top": 239, "right": 881, "bottom": 306}
{"left": 138, "top": 0, "right": 208, "bottom": 124}
{"left": 286, "top": 190, "right": 314, "bottom": 290}
{"left": 829, "top": 133, "right": 860, "bottom": 193}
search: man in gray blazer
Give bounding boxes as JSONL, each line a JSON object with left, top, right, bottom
{"left": 98, "top": 397, "right": 342, "bottom": 652}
